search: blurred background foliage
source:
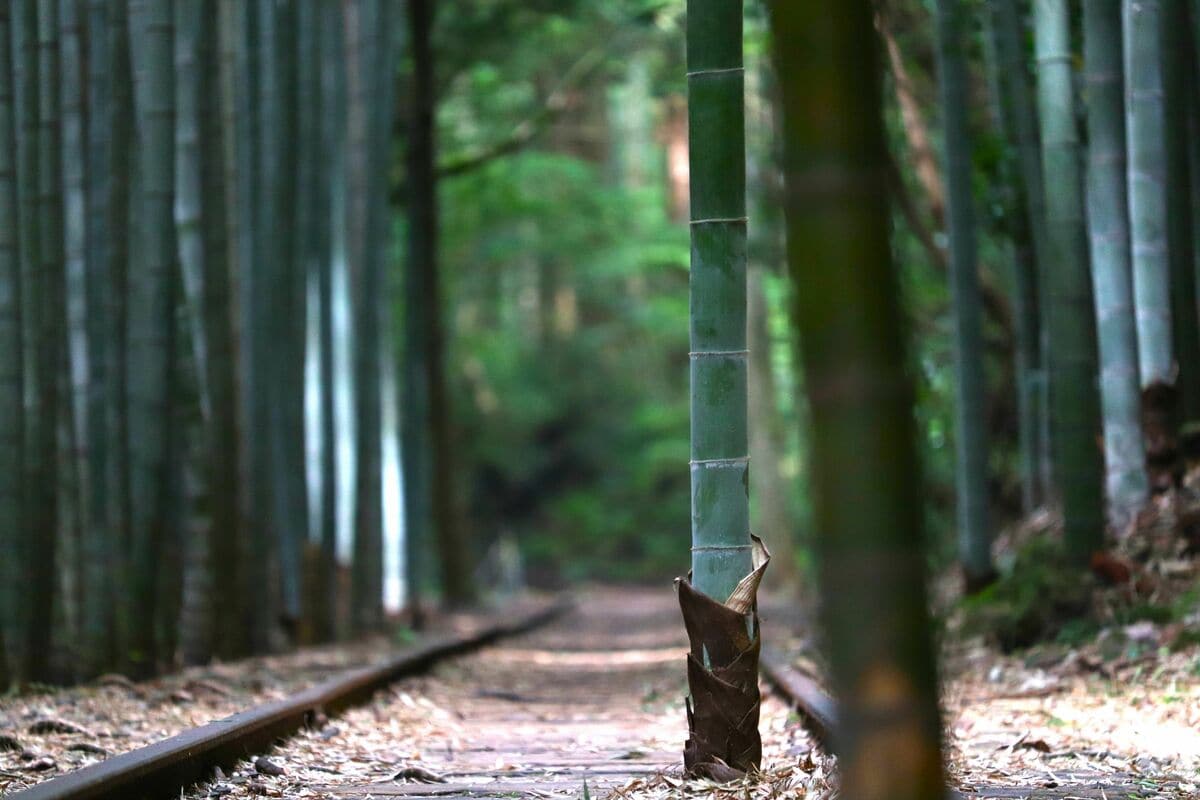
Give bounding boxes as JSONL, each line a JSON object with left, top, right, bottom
{"left": 406, "top": 0, "right": 1020, "bottom": 589}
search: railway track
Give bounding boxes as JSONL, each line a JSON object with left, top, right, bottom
{"left": 6, "top": 600, "right": 568, "bottom": 800}
{"left": 4, "top": 593, "right": 844, "bottom": 800}
{"left": 759, "top": 647, "right": 838, "bottom": 748}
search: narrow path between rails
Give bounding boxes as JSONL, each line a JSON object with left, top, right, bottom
{"left": 182, "top": 588, "right": 818, "bottom": 799}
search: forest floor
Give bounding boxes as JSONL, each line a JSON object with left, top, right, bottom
{"left": 3, "top": 582, "right": 1199, "bottom": 799}
{"left": 775, "top": 609, "right": 1200, "bottom": 800}
{"left": 770, "top": 486, "right": 1200, "bottom": 799}
{"left": 174, "top": 586, "right": 827, "bottom": 800}
{"left": 0, "top": 603, "right": 544, "bottom": 795}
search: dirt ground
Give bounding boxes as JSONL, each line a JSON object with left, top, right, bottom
{"left": 3, "top": 584, "right": 1198, "bottom": 799}
{"left": 0, "top": 606, "right": 530, "bottom": 795}
{"left": 941, "top": 629, "right": 1200, "bottom": 799}
{"left": 173, "top": 587, "right": 829, "bottom": 800}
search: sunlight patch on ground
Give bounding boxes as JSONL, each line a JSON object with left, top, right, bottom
{"left": 489, "top": 646, "right": 689, "bottom": 668}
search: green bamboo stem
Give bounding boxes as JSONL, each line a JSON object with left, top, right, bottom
{"left": 81, "top": 0, "right": 115, "bottom": 677}
{"left": 214, "top": 0, "right": 254, "bottom": 658}
{"left": 407, "top": 0, "right": 474, "bottom": 609}
{"left": 252, "top": 0, "right": 286, "bottom": 624}
{"left": 61, "top": 4, "right": 88, "bottom": 630}
{"left": 191, "top": 0, "right": 242, "bottom": 659}
{"left": 1083, "top": 0, "right": 1148, "bottom": 526}
{"left": 234, "top": 0, "right": 272, "bottom": 653}
{"left": 316, "top": 0, "right": 343, "bottom": 640}
{"left": 174, "top": 0, "right": 209, "bottom": 418}
{"left": 767, "top": 3, "right": 946, "bottom": 797}
{"left": 127, "top": 0, "right": 175, "bottom": 676}
{"left": 1035, "top": 0, "right": 1105, "bottom": 559}
{"left": 33, "top": 0, "right": 64, "bottom": 680}
{"left": 1189, "top": 10, "right": 1200, "bottom": 413}
{"left": 174, "top": 0, "right": 215, "bottom": 665}
{"left": 1125, "top": 0, "right": 1173, "bottom": 388}
{"left": 262, "top": 0, "right": 307, "bottom": 628}
{"left": 106, "top": 0, "right": 134, "bottom": 663}
{"left": 402, "top": 0, "right": 432, "bottom": 617}
{"left": 987, "top": 0, "right": 1049, "bottom": 511}
{"left": 13, "top": 0, "right": 44, "bottom": 683}
{"left": 0, "top": 1, "right": 26, "bottom": 686}
{"left": 348, "top": 0, "right": 384, "bottom": 630}
{"left": 1164, "top": 0, "right": 1200, "bottom": 421}
{"left": 935, "top": 0, "right": 993, "bottom": 587}
{"left": 686, "top": 0, "right": 751, "bottom": 602}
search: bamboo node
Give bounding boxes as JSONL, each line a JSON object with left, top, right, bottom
{"left": 685, "top": 67, "right": 744, "bottom": 78}
{"left": 689, "top": 216, "right": 748, "bottom": 225}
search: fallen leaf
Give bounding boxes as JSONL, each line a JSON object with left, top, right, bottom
{"left": 254, "top": 757, "right": 285, "bottom": 777}
{"left": 393, "top": 765, "right": 447, "bottom": 783}
{"left": 28, "top": 718, "right": 90, "bottom": 736}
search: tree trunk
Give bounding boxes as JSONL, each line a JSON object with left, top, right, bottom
{"left": 1035, "top": 0, "right": 1105, "bottom": 560}
{"left": 935, "top": 0, "right": 994, "bottom": 589}
{"left": 401, "top": 4, "right": 432, "bottom": 621}
{"left": 1082, "top": 0, "right": 1149, "bottom": 529}
{"left": 106, "top": 0, "right": 134, "bottom": 664}
{"left": 347, "top": 0, "right": 383, "bottom": 631}
{"left": 60, "top": 0, "right": 88, "bottom": 662}
{"left": 768, "top": 2, "right": 947, "bottom": 797}
{"left": 256, "top": 0, "right": 306, "bottom": 637}
{"left": 1125, "top": 0, "right": 1172, "bottom": 388}
{"left": 194, "top": 0, "right": 242, "bottom": 660}
{"left": 80, "top": 0, "right": 116, "bottom": 678}
{"left": 12, "top": 0, "right": 44, "bottom": 683}
{"left": 127, "top": 0, "right": 175, "bottom": 676}
{"left": 232, "top": 0, "right": 272, "bottom": 653}
{"left": 174, "top": 0, "right": 213, "bottom": 666}
{"left": 408, "top": 0, "right": 474, "bottom": 609}
{"left": 0, "top": 1, "right": 27, "bottom": 687}
{"left": 679, "top": 0, "right": 765, "bottom": 779}
{"left": 685, "top": 0, "right": 752, "bottom": 604}
{"left": 33, "top": 0, "right": 64, "bottom": 681}
{"left": 1123, "top": 0, "right": 1181, "bottom": 492}
{"left": 986, "top": 0, "right": 1050, "bottom": 512}
{"left": 315, "top": 0, "right": 343, "bottom": 641}
{"left": 1164, "top": 0, "right": 1200, "bottom": 423}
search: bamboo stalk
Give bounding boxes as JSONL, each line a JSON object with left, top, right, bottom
{"left": 935, "top": 0, "right": 993, "bottom": 588}
{"left": 768, "top": 2, "right": 947, "bottom": 797}
{"left": 127, "top": 0, "right": 176, "bottom": 676}
{"left": 1083, "top": 0, "right": 1148, "bottom": 527}
{"left": 1126, "top": 0, "right": 1173, "bottom": 388}
{"left": 1035, "top": 0, "right": 1105, "bottom": 559}
{"left": 686, "top": 0, "right": 751, "bottom": 602}
{"left": 0, "top": 1, "right": 26, "bottom": 687}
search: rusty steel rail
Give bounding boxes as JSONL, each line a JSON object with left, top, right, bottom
{"left": 9, "top": 599, "right": 570, "bottom": 800}
{"left": 760, "top": 647, "right": 838, "bottom": 748}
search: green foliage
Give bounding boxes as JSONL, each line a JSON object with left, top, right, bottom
{"left": 438, "top": 152, "right": 692, "bottom": 584}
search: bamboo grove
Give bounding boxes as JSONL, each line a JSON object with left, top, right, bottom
{"left": 934, "top": 0, "right": 1200, "bottom": 579}
{"left": 1, "top": 0, "right": 1200, "bottom": 790}
{"left": 0, "top": 0, "right": 411, "bottom": 686}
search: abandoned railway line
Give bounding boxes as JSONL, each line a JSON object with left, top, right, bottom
{"left": 1, "top": 591, "right": 833, "bottom": 800}
{"left": 5, "top": 590, "right": 1159, "bottom": 800}
{"left": 3, "top": 600, "right": 569, "bottom": 800}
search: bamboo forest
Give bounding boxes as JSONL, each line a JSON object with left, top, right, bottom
{"left": 4, "top": 0, "right": 1200, "bottom": 798}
